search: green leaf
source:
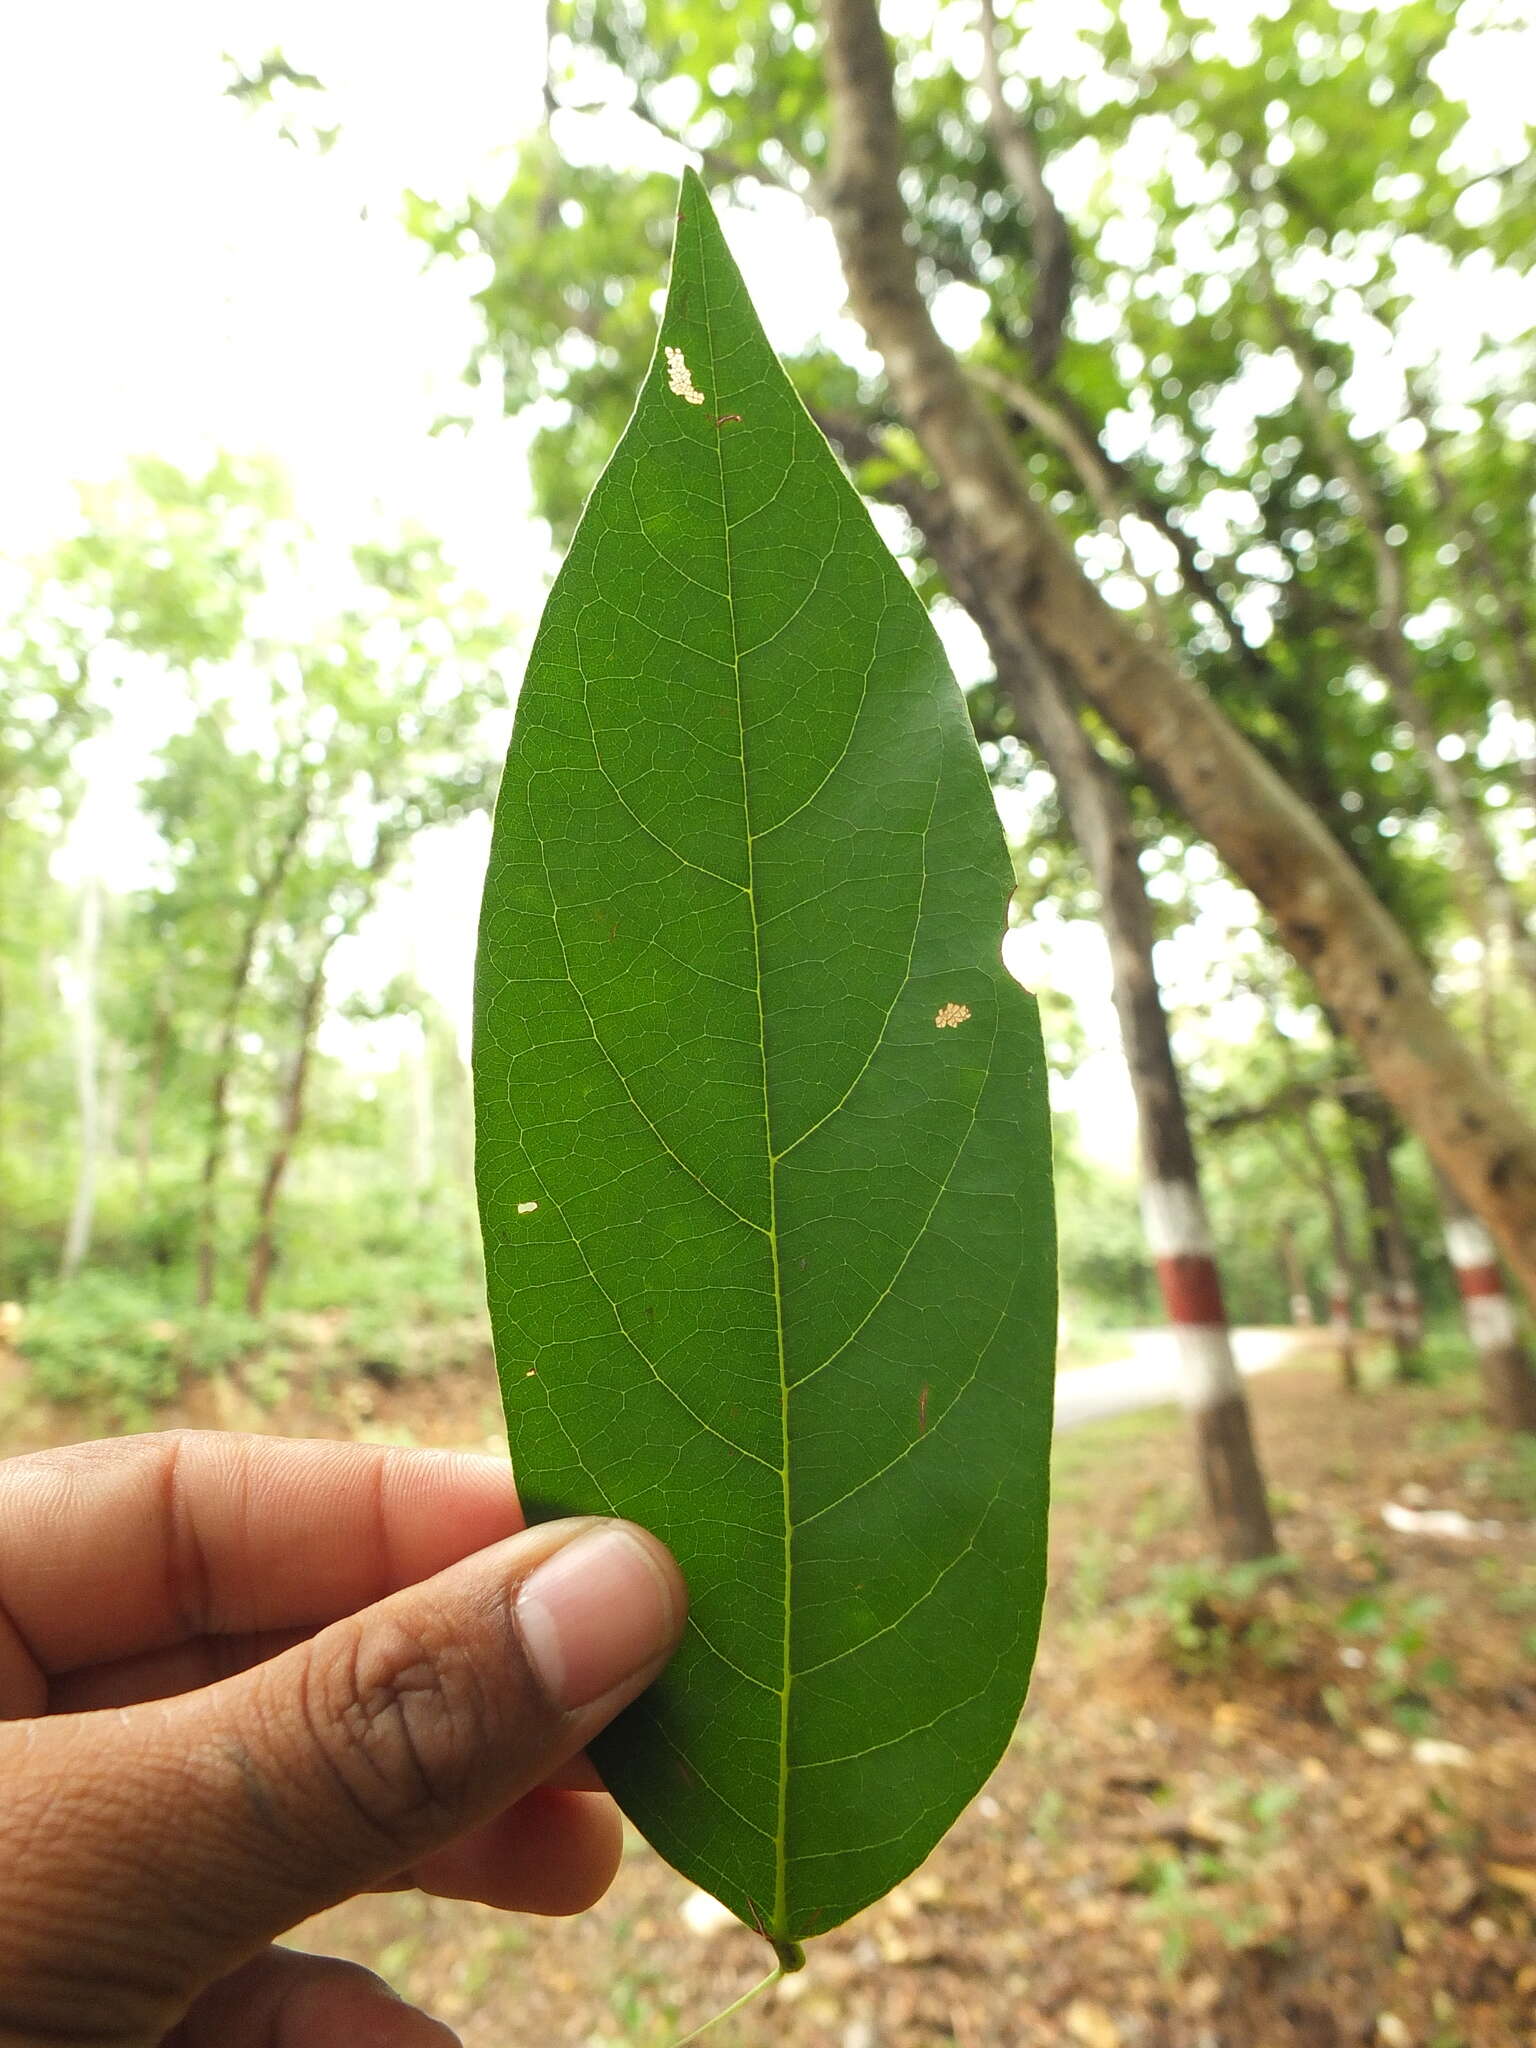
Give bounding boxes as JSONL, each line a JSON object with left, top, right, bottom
{"left": 474, "top": 169, "right": 1055, "bottom": 1947}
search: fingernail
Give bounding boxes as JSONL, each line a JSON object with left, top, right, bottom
{"left": 516, "top": 1525, "right": 683, "bottom": 1712}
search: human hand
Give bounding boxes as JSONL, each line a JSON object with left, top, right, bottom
{"left": 0, "top": 1431, "right": 686, "bottom": 2046}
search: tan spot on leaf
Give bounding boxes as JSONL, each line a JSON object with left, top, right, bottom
{"left": 934, "top": 1002, "right": 972, "bottom": 1029}
{"left": 664, "top": 346, "right": 706, "bottom": 406}
{"left": 517, "top": 1200, "right": 539, "bottom": 1215}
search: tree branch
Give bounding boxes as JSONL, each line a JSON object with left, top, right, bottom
{"left": 976, "top": 0, "right": 1074, "bottom": 377}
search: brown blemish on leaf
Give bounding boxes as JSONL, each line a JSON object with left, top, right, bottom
{"left": 934, "top": 1002, "right": 972, "bottom": 1029}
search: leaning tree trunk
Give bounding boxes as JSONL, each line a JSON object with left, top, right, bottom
{"left": 994, "top": 638, "right": 1276, "bottom": 1559}
{"left": 818, "top": 0, "right": 1536, "bottom": 1307}
{"left": 1437, "top": 1180, "right": 1536, "bottom": 1432}
{"left": 245, "top": 955, "right": 328, "bottom": 1318}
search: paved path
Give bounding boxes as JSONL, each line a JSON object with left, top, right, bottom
{"left": 1056, "top": 1328, "right": 1311, "bottom": 1432}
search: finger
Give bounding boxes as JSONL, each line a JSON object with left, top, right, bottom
{"left": 55, "top": 1640, "right": 609, "bottom": 1769}
{"left": 166, "top": 1945, "right": 459, "bottom": 2048}
{"left": 50, "top": 1627, "right": 316, "bottom": 1713}
{"left": 0, "top": 1516, "right": 685, "bottom": 2041}
{"left": 364, "top": 1749, "right": 603, "bottom": 1842}
{"left": 0, "top": 1433, "right": 520, "bottom": 1681}
{"left": 406, "top": 1788, "right": 624, "bottom": 1913}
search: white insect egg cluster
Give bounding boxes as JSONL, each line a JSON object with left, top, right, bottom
{"left": 665, "top": 346, "right": 706, "bottom": 406}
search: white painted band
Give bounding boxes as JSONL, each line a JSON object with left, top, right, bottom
{"left": 1141, "top": 1178, "right": 1214, "bottom": 1259}
{"left": 1468, "top": 1294, "right": 1518, "bottom": 1349}
{"left": 1173, "top": 1321, "right": 1242, "bottom": 1412}
{"left": 1446, "top": 1218, "right": 1496, "bottom": 1269}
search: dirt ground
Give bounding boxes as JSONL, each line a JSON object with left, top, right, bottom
{"left": 4, "top": 1348, "right": 1535, "bottom": 2046}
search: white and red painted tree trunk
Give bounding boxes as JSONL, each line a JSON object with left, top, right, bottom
{"left": 1138, "top": 1176, "right": 1275, "bottom": 1557}
{"left": 1442, "top": 1203, "right": 1536, "bottom": 1431}
{"left": 978, "top": 629, "right": 1276, "bottom": 1558}
{"left": 1327, "top": 1269, "right": 1360, "bottom": 1393}
{"left": 887, "top": 487, "right": 1278, "bottom": 1561}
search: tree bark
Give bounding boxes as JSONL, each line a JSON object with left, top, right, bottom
{"left": 976, "top": 0, "right": 1072, "bottom": 378}
{"left": 940, "top": 570, "right": 1276, "bottom": 1559}
{"left": 244, "top": 954, "right": 328, "bottom": 1318}
{"left": 817, "top": 0, "right": 1536, "bottom": 1305}
{"left": 884, "top": 443, "right": 1278, "bottom": 1555}
{"left": 1034, "top": 685, "right": 1275, "bottom": 1562}
{"left": 59, "top": 876, "right": 103, "bottom": 1280}
{"left": 1438, "top": 1180, "right": 1536, "bottom": 1432}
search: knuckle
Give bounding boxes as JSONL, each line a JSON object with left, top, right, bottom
{"left": 300, "top": 1613, "right": 507, "bottom": 1851}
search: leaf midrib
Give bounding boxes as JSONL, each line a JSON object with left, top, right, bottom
{"left": 695, "top": 239, "right": 795, "bottom": 1939}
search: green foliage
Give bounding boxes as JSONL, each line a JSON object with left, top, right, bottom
{"left": 1053, "top": 1134, "right": 1159, "bottom": 1326}
{"left": 1334, "top": 1589, "right": 1456, "bottom": 1733}
{"left": 475, "top": 176, "right": 1056, "bottom": 1946}
{"left": 413, "top": 0, "right": 1536, "bottom": 1186}
{"left": 2, "top": 457, "right": 507, "bottom": 1318}
{"left": 18, "top": 1279, "right": 283, "bottom": 1412}
{"left": 1141, "top": 1555, "right": 1300, "bottom": 1676}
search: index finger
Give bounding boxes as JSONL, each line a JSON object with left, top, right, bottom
{"left": 0, "top": 1432, "right": 522, "bottom": 1675}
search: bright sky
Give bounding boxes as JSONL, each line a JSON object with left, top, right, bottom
{"left": 5, "top": 2, "right": 1528, "bottom": 1172}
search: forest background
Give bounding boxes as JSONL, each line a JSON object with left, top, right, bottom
{"left": 5, "top": 2, "right": 1536, "bottom": 2040}
{"left": 4, "top": 0, "right": 1533, "bottom": 1440}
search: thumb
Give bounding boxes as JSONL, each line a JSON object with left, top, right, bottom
{"left": 0, "top": 1517, "right": 685, "bottom": 2044}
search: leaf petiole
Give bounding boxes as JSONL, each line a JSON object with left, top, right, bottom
{"left": 668, "top": 1942, "right": 805, "bottom": 2047}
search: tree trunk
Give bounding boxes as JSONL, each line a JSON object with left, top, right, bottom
{"left": 818, "top": 0, "right": 1536, "bottom": 1307}
{"left": 59, "top": 876, "right": 103, "bottom": 1281}
{"left": 196, "top": 790, "right": 311, "bottom": 1307}
{"left": 1438, "top": 1183, "right": 1536, "bottom": 1432}
{"left": 1285, "top": 1105, "right": 1363, "bottom": 1392}
{"left": 1278, "top": 1220, "right": 1314, "bottom": 1327}
{"left": 1345, "top": 1105, "right": 1425, "bottom": 1381}
{"left": 990, "top": 635, "right": 1276, "bottom": 1560}
{"left": 1326, "top": 1269, "right": 1360, "bottom": 1394}
{"left": 883, "top": 447, "right": 1278, "bottom": 1558}
{"left": 245, "top": 956, "right": 328, "bottom": 1318}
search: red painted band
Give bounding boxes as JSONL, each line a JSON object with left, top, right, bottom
{"left": 1156, "top": 1254, "right": 1228, "bottom": 1327}
{"left": 1455, "top": 1264, "right": 1504, "bottom": 1302}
